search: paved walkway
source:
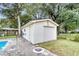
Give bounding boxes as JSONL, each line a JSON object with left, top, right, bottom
{"left": 0, "top": 37, "right": 57, "bottom": 56}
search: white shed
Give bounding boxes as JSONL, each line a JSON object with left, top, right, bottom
{"left": 21, "top": 19, "right": 59, "bottom": 44}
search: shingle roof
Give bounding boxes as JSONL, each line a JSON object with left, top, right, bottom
{"left": 21, "top": 19, "right": 59, "bottom": 29}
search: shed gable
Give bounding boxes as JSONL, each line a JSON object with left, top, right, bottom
{"left": 21, "top": 19, "right": 59, "bottom": 29}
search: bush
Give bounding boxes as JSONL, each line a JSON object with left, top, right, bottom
{"left": 57, "top": 35, "right": 66, "bottom": 39}
{"left": 70, "top": 31, "right": 75, "bottom": 34}
{"left": 73, "top": 35, "right": 79, "bottom": 42}
{"left": 58, "top": 34, "right": 79, "bottom": 42}
{"left": 70, "top": 31, "right": 79, "bottom": 34}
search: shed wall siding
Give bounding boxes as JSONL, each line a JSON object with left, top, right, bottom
{"left": 22, "top": 20, "right": 57, "bottom": 44}
{"left": 48, "top": 21, "right": 57, "bottom": 39}
{"left": 22, "top": 25, "right": 34, "bottom": 43}
{"left": 33, "top": 21, "right": 57, "bottom": 44}
{"left": 33, "top": 22, "right": 47, "bottom": 44}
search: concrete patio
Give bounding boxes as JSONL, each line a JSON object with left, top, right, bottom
{"left": 0, "top": 37, "right": 57, "bottom": 56}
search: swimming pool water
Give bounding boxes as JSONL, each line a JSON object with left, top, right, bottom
{"left": 0, "top": 41, "right": 8, "bottom": 49}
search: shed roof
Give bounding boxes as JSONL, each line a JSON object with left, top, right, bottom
{"left": 21, "top": 19, "right": 59, "bottom": 29}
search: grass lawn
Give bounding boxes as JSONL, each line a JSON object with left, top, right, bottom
{"left": 0, "top": 36, "right": 16, "bottom": 39}
{"left": 39, "top": 34, "right": 79, "bottom": 56}
{"left": 58, "top": 34, "right": 79, "bottom": 41}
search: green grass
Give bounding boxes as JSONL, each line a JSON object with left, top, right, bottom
{"left": 0, "top": 36, "right": 16, "bottom": 39}
{"left": 39, "top": 34, "right": 79, "bottom": 56}
{"left": 58, "top": 34, "right": 79, "bottom": 40}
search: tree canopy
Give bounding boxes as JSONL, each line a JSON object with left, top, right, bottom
{"left": 0, "top": 3, "right": 79, "bottom": 33}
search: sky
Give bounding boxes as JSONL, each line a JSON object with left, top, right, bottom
{"left": 0, "top": 4, "right": 25, "bottom": 19}
{"left": 0, "top": 5, "right": 6, "bottom": 19}
{"left": 0, "top": 14, "right": 6, "bottom": 19}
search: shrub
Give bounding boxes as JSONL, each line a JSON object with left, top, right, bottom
{"left": 58, "top": 34, "right": 79, "bottom": 42}
{"left": 73, "top": 35, "right": 79, "bottom": 42}
{"left": 70, "top": 31, "right": 75, "bottom": 34}
{"left": 57, "top": 35, "right": 66, "bottom": 40}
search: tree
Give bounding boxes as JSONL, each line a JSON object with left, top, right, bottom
{"left": 24, "top": 3, "right": 47, "bottom": 19}
{"left": 0, "top": 19, "right": 11, "bottom": 28}
{"left": 1, "top": 3, "right": 79, "bottom": 34}
{"left": 0, "top": 3, "right": 24, "bottom": 36}
{"left": 59, "top": 5, "right": 79, "bottom": 33}
{"left": 40, "top": 3, "right": 79, "bottom": 33}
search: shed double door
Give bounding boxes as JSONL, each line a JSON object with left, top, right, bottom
{"left": 44, "top": 27, "right": 54, "bottom": 41}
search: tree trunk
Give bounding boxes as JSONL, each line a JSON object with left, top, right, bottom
{"left": 17, "top": 4, "right": 21, "bottom": 37}
{"left": 17, "top": 15, "right": 21, "bottom": 37}
{"left": 64, "top": 25, "right": 68, "bottom": 33}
